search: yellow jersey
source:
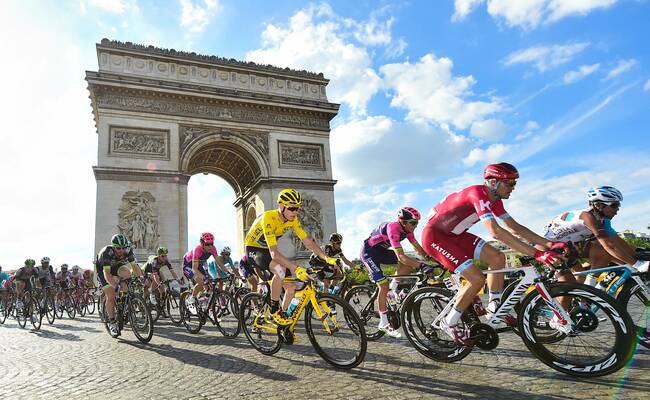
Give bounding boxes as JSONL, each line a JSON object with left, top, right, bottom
{"left": 245, "top": 210, "right": 308, "bottom": 249}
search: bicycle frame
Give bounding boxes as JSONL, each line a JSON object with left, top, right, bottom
{"left": 573, "top": 264, "right": 650, "bottom": 298}
{"left": 436, "top": 265, "right": 575, "bottom": 334}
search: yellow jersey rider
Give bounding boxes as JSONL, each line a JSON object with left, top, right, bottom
{"left": 244, "top": 188, "right": 338, "bottom": 325}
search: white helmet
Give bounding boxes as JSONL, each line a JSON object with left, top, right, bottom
{"left": 221, "top": 246, "right": 231, "bottom": 254}
{"left": 587, "top": 186, "right": 623, "bottom": 203}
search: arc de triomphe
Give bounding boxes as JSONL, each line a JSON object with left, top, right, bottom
{"left": 86, "top": 39, "right": 340, "bottom": 267}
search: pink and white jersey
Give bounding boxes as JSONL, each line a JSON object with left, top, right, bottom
{"left": 183, "top": 244, "right": 219, "bottom": 264}
{"left": 425, "top": 184, "right": 510, "bottom": 236}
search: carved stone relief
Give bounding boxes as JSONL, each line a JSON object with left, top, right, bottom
{"left": 94, "top": 88, "right": 330, "bottom": 130}
{"left": 292, "top": 196, "right": 323, "bottom": 254}
{"left": 278, "top": 141, "right": 324, "bottom": 170}
{"left": 109, "top": 126, "right": 169, "bottom": 159}
{"left": 117, "top": 191, "right": 160, "bottom": 251}
{"left": 179, "top": 125, "right": 269, "bottom": 157}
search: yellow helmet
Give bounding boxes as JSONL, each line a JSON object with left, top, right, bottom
{"left": 277, "top": 188, "right": 302, "bottom": 207}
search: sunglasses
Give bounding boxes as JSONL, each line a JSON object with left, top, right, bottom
{"left": 406, "top": 219, "right": 419, "bottom": 226}
{"left": 331, "top": 241, "right": 342, "bottom": 245}
{"left": 204, "top": 242, "right": 214, "bottom": 246}
{"left": 606, "top": 202, "right": 620, "bottom": 209}
{"left": 286, "top": 206, "right": 300, "bottom": 212}
{"left": 114, "top": 246, "right": 126, "bottom": 250}
{"left": 501, "top": 179, "right": 517, "bottom": 188}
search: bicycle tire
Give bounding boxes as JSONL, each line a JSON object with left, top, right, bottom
{"left": 344, "top": 285, "right": 384, "bottom": 341}
{"left": 305, "top": 293, "right": 367, "bottom": 369}
{"left": 616, "top": 274, "right": 650, "bottom": 349}
{"left": 54, "top": 296, "right": 64, "bottom": 319}
{"left": 85, "top": 292, "right": 96, "bottom": 315}
{"left": 0, "top": 295, "right": 7, "bottom": 324}
{"left": 518, "top": 282, "right": 635, "bottom": 377}
{"left": 65, "top": 294, "right": 76, "bottom": 319}
{"left": 129, "top": 295, "right": 153, "bottom": 343}
{"left": 213, "top": 291, "right": 241, "bottom": 338}
{"left": 239, "top": 292, "right": 282, "bottom": 355}
{"left": 76, "top": 293, "right": 87, "bottom": 317}
{"left": 45, "top": 293, "right": 56, "bottom": 325}
{"left": 180, "top": 292, "right": 205, "bottom": 334}
{"left": 401, "top": 286, "right": 473, "bottom": 363}
{"left": 28, "top": 293, "right": 42, "bottom": 331}
{"left": 166, "top": 294, "right": 182, "bottom": 324}
{"left": 16, "top": 293, "right": 29, "bottom": 328}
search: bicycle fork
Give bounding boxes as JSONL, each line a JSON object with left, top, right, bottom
{"left": 534, "top": 283, "right": 573, "bottom": 335}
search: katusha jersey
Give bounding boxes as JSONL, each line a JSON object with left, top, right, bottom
{"left": 244, "top": 210, "right": 308, "bottom": 249}
{"left": 425, "top": 185, "right": 510, "bottom": 235}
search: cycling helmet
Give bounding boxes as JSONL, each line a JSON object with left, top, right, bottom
{"left": 25, "top": 259, "right": 36, "bottom": 267}
{"left": 398, "top": 207, "right": 421, "bottom": 221}
{"left": 157, "top": 246, "right": 169, "bottom": 256}
{"left": 111, "top": 233, "right": 130, "bottom": 248}
{"left": 41, "top": 256, "right": 50, "bottom": 264}
{"left": 200, "top": 232, "right": 214, "bottom": 244}
{"left": 329, "top": 233, "right": 343, "bottom": 243}
{"left": 484, "top": 162, "right": 519, "bottom": 180}
{"left": 587, "top": 186, "right": 623, "bottom": 203}
{"left": 221, "top": 246, "right": 231, "bottom": 254}
{"left": 72, "top": 265, "right": 79, "bottom": 271}
{"left": 277, "top": 188, "right": 302, "bottom": 207}
{"left": 61, "top": 264, "right": 68, "bottom": 270}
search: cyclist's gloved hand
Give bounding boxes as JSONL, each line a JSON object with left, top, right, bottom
{"left": 419, "top": 263, "right": 434, "bottom": 275}
{"left": 325, "top": 257, "right": 339, "bottom": 267}
{"left": 294, "top": 266, "right": 310, "bottom": 282}
{"left": 534, "top": 250, "right": 561, "bottom": 267}
{"left": 550, "top": 242, "right": 570, "bottom": 255}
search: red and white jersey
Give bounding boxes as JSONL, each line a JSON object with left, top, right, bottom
{"left": 425, "top": 185, "right": 510, "bottom": 235}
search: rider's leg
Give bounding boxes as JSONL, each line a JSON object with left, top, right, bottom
{"left": 478, "top": 243, "right": 505, "bottom": 303}
{"left": 446, "top": 265, "right": 485, "bottom": 325}
{"left": 269, "top": 261, "right": 285, "bottom": 313}
{"left": 192, "top": 267, "right": 204, "bottom": 298}
{"left": 103, "top": 285, "right": 117, "bottom": 320}
{"left": 282, "top": 282, "right": 296, "bottom": 312}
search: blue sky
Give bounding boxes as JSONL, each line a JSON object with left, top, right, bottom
{"left": 1, "top": 0, "right": 649, "bottom": 268}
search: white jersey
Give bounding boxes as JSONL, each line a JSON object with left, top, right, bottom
{"left": 543, "top": 209, "right": 595, "bottom": 243}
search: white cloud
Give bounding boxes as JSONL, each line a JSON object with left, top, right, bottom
{"left": 381, "top": 54, "right": 502, "bottom": 130}
{"left": 463, "top": 143, "right": 512, "bottom": 166}
{"left": 385, "top": 37, "right": 407, "bottom": 58}
{"left": 352, "top": 15, "right": 393, "bottom": 46}
{"left": 515, "top": 120, "right": 540, "bottom": 141}
{"left": 89, "top": 0, "right": 129, "bottom": 14}
{"left": 331, "top": 118, "right": 471, "bottom": 186}
{"left": 644, "top": 79, "right": 650, "bottom": 91}
{"left": 470, "top": 119, "right": 508, "bottom": 141}
{"left": 605, "top": 59, "right": 638, "bottom": 80}
{"left": 246, "top": 4, "right": 384, "bottom": 115}
{"left": 563, "top": 63, "right": 600, "bottom": 84}
{"left": 179, "top": 0, "right": 220, "bottom": 34}
{"left": 452, "top": 0, "right": 485, "bottom": 21}
{"left": 483, "top": 0, "right": 619, "bottom": 30}
{"left": 504, "top": 42, "right": 589, "bottom": 72}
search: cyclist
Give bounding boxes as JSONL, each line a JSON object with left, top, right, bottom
{"left": 182, "top": 232, "right": 228, "bottom": 313}
{"left": 36, "top": 257, "right": 56, "bottom": 289}
{"left": 543, "top": 186, "right": 649, "bottom": 282}
{"left": 14, "top": 259, "right": 38, "bottom": 311}
{"left": 70, "top": 265, "right": 85, "bottom": 289}
{"left": 421, "top": 162, "right": 564, "bottom": 345}
{"left": 83, "top": 269, "right": 95, "bottom": 289}
{"left": 244, "top": 188, "right": 338, "bottom": 325}
{"left": 238, "top": 255, "right": 260, "bottom": 295}
{"left": 143, "top": 246, "right": 180, "bottom": 305}
{"left": 95, "top": 234, "right": 144, "bottom": 337}
{"left": 310, "top": 233, "right": 354, "bottom": 294}
{"left": 360, "top": 207, "right": 430, "bottom": 338}
{"left": 0, "top": 265, "right": 10, "bottom": 289}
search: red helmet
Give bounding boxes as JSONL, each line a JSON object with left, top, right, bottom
{"left": 200, "top": 232, "right": 215, "bottom": 244}
{"left": 484, "top": 163, "right": 519, "bottom": 180}
{"left": 398, "top": 207, "right": 421, "bottom": 221}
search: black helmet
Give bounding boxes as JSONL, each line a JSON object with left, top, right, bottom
{"left": 329, "top": 233, "right": 343, "bottom": 243}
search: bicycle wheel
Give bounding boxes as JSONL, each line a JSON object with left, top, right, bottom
{"left": 166, "top": 293, "right": 183, "bottom": 324}
{"left": 45, "top": 293, "right": 56, "bottom": 325}
{"left": 233, "top": 287, "right": 250, "bottom": 309}
{"left": 76, "top": 294, "right": 87, "bottom": 317}
{"left": 239, "top": 292, "right": 282, "bottom": 355}
{"left": 401, "top": 286, "right": 473, "bottom": 363}
{"left": 16, "top": 294, "right": 28, "bottom": 328}
{"left": 65, "top": 294, "right": 76, "bottom": 319}
{"left": 98, "top": 293, "right": 106, "bottom": 323}
{"left": 29, "top": 293, "right": 42, "bottom": 331}
{"left": 148, "top": 295, "right": 161, "bottom": 323}
{"left": 129, "top": 295, "right": 153, "bottom": 343}
{"left": 54, "top": 296, "right": 64, "bottom": 319}
{"left": 518, "top": 282, "right": 635, "bottom": 377}
{"left": 0, "top": 295, "right": 7, "bottom": 324}
{"left": 180, "top": 292, "right": 205, "bottom": 334}
{"left": 617, "top": 275, "right": 650, "bottom": 349}
{"left": 85, "top": 292, "right": 96, "bottom": 315}
{"left": 344, "top": 285, "right": 384, "bottom": 341}
{"left": 304, "top": 294, "right": 367, "bottom": 369}
{"left": 213, "top": 291, "right": 241, "bottom": 338}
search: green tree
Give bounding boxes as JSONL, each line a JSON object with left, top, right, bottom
{"left": 623, "top": 237, "right": 650, "bottom": 250}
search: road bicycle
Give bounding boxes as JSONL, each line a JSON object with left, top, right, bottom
{"left": 100, "top": 277, "right": 153, "bottom": 343}
{"left": 401, "top": 256, "right": 636, "bottom": 377}
{"left": 238, "top": 269, "right": 367, "bottom": 369}
{"left": 147, "top": 279, "right": 183, "bottom": 324}
{"left": 345, "top": 265, "right": 446, "bottom": 341}
{"left": 179, "top": 277, "right": 240, "bottom": 338}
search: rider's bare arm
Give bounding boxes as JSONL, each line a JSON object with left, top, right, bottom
{"left": 500, "top": 217, "right": 553, "bottom": 248}
{"left": 302, "top": 236, "right": 337, "bottom": 266}
{"left": 581, "top": 212, "right": 636, "bottom": 264}
{"left": 483, "top": 218, "right": 539, "bottom": 257}
{"left": 393, "top": 247, "right": 422, "bottom": 269}
{"left": 268, "top": 244, "right": 299, "bottom": 271}
{"left": 131, "top": 261, "right": 144, "bottom": 277}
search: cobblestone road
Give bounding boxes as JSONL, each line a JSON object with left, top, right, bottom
{"left": 0, "top": 311, "right": 648, "bottom": 400}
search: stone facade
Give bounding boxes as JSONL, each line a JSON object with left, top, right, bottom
{"left": 87, "top": 40, "right": 340, "bottom": 267}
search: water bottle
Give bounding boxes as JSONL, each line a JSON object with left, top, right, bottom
{"left": 330, "top": 283, "right": 341, "bottom": 296}
{"left": 596, "top": 271, "right": 617, "bottom": 292}
{"left": 198, "top": 293, "right": 209, "bottom": 311}
{"left": 387, "top": 290, "right": 399, "bottom": 307}
{"left": 285, "top": 295, "right": 301, "bottom": 317}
